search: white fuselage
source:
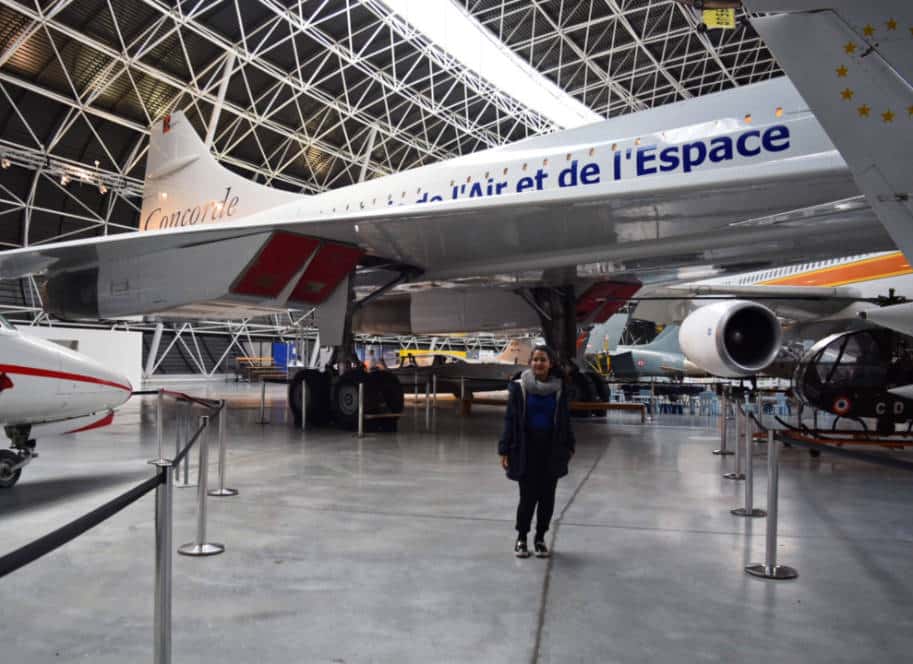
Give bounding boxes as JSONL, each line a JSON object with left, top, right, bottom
{"left": 0, "top": 327, "right": 132, "bottom": 427}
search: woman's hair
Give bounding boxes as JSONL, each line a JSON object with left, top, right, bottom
{"left": 529, "top": 344, "right": 564, "bottom": 378}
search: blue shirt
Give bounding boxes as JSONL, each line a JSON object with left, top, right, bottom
{"left": 526, "top": 392, "right": 557, "bottom": 432}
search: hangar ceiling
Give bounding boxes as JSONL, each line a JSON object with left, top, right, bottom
{"left": 0, "top": 0, "right": 781, "bottom": 248}
{"left": 0, "top": 0, "right": 783, "bottom": 366}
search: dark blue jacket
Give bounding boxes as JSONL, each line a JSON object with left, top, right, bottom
{"left": 498, "top": 380, "right": 575, "bottom": 481}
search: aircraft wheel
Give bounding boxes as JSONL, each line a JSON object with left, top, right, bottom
{"left": 585, "top": 373, "right": 609, "bottom": 417}
{"left": 0, "top": 449, "right": 22, "bottom": 488}
{"left": 331, "top": 370, "right": 385, "bottom": 430}
{"left": 288, "top": 369, "right": 331, "bottom": 427}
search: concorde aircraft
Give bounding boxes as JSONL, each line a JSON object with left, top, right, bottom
{"left": 0, "top": 0, "right": 907, "bottom": 429}
{"left": 0, "top": 318, "right": 132, "bottom": 487}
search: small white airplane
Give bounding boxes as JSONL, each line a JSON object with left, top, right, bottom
{"left": 0, "top": 318, "right": 132, "bottom": 488}
{"left": 0, "top": 1, "right": 906, "bottom": 428}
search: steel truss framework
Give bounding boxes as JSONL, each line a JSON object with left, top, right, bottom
{"left": 0, "top": 0, "right": 782, "bottom": 375}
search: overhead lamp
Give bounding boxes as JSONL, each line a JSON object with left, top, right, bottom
{"left": 98, "top": 183, "right": 108, "bottom": 194}
{"left": 60, "top": 174, "right": 71, "bottom": 186}
{"left": 0, "top": 158, "right": 10, "bottom": 169}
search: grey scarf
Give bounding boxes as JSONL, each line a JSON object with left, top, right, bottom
{"left": 520, "top": 369, "right": 562, "bottom": 397}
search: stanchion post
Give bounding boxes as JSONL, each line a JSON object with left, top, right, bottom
{"left": 732, "top": 396, "right": 766, "bottom": 517}
{"left": 746, "top": 431, "right": 797, "bottom": 579}
{"left": 432, "top": 373, "right": 438, "bottom": 429}
{"left": 150, "top": 460, "right": 173, "bottom": 664}
{"left": 425, "top": 379, "right": 431, "bottom": 430}
{"left": 714, "top": 392, "right": 733, "bottom": 456}
{"left": 723, "top": 399, "right": 746, "bottom": 480}
{"left": 413, "top": 371, "right": 418, "bottom": 412}
{"left": 176, "top": 400, "right": 196, "bottom": 489}
{"left": 357, "top": 382, "right": 365, "bottom": 438}
{"left": 257, "top": 381, "right": 268, "bottom": 424}
{"left": 208, "top": 404, "right": 237, "bottom": 497}
{"left": 156, "top": 390, "right": 164, "bottom": 461}
{"left": 178, "top": 416, "right": 224, "bottom": 557}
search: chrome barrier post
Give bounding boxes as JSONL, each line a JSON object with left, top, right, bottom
{"left": 208, "top": 404, "right": 237, "bottom": 497}
{"left": 746, "top": 431, "right": 798, "bottom": 580}
{"left": 357, "top": 382, "right": 365, "bottom": 438}
{"left": 425, "top": 379, "right": 431, "bottom": 430}
{"left": 257, "top": 381, "right": 268, "bottom": 424}
{"left": 156, "top": 390, "right": 164, "bottom": 461}
{"left": 723, "top": 396, "right": 746, "bottom": 480}
{"left": 176, "top": 400, "right": 196, "bottom": 489}
{"left": 413, "top": 371, "right": 419, "bottom": 413}
{"left": 732, "top": 395, "right": 766, "bottom": 518}
{"left": 149, "top": 459, "right": 173, "bottom": 664}
{"left": 713, "top": 392, "right": 733, "bottom": 456}
{"left": 432, "top": 373, "right": 438, "bottom": 429}
{"left": 178, "top": 416, "right": 224, "bottom": 557}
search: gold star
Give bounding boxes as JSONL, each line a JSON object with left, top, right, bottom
{"left": 844, "top": 41, "right": 857, "bottom": 54}
{"left": 858, "top": 104, "right": 871, "bottom": 117}
{"left": 883, "top": 110, "right": 895, "bottom": 123}
{"left": 886, "top": 18, "right": 897, "bottom": 31}
{"left": 841, "top": 88, "right": 854, "bottom": 100}
{"left": 863, "top": 24, "right": 875, "bottom": 37}
{"left": 836, "top": 65, "right": 849, "bottom": 77}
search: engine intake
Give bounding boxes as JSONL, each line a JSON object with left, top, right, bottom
{"left": 678, "top": 300, "right": 781, "bottom": 377}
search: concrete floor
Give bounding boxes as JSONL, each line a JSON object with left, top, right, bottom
{"left": 2, "top": 382, "right": 913, "bottom": 663}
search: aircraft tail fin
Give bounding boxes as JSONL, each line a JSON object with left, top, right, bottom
{"left": 643, "top": 324, "right": 681, "bottom": 353}
{"left": 495, "top": 338, "right": 534, "bottom": 365}
{"left": 140, "top": 112, "right": 300, "bottom": 231}
{"left": 749, "top": 2, "right": 913, "bottom": 258}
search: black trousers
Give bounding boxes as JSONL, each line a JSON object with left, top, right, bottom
{"left": 515, "top": 471, "right": 558, "bottom": 540}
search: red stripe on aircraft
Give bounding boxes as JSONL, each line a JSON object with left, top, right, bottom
{"left": 231, "top": 232, "right": 321, "bottom": 297}
{"left": 67, "top": 411, "right": 115, "bottom": 434}
{"left": 290, "top": 243, "right": 364, "bottom": 304}
{"left": 0, "top": 365, "right": 132, "bottom": 392}
{"left": 576, "top": 281, "right": 641, "bottom": 324}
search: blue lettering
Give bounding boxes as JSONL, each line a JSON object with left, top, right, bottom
{"left": 516, "top": 176, "right": 535, "bottom": 193}
{"left": 469, "top": 182, "right": 484, "bottom": 197}
{"left": 762, "top": 125, "right": 790, "bottom": 152}
{"left": 736, "top": 130, "right": 762, "bottom": 157}
{"left": 534, "top": 168, "right": 549, "bottom": 190}
{"left": 580, "top": 162, "right": 601, "bottom": 184}
{"left": 708, "top": 136, "right": 733, "bottom": 162}
{"left": 682, "top": 142, "right": 707, "bottom": 173}
{"left": 659, "top": 147, "right": 679, "bottom": 172}
{"left": 636, "top": 146, "right": 657, "bottom": 176}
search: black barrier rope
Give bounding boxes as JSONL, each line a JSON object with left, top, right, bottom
{"left": 173, "top": 422, "right": 208, "bottom": 468}
{"left": 745, "top": 411, "right": 913, "bottom": 474}
{"left": 0, "top": 471, "right": 164, "bottom": 578}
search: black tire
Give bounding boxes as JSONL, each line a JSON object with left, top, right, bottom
{"left": 288, "top": 369, "right": 331, "bottom": 427}
{"left": 567, "top": 371, "right": 596, "bottom": 418}
{"left": 363, "top": 371, "right": 403, "bottom": 433}
{"left": 0, "top": 449, "right": 22, "bottom": 488}
{"left": 331, "top": 369, "right": 386, "bottom": 430}
{"left": 585, "top": 372, "right": 609, "bottom": 417}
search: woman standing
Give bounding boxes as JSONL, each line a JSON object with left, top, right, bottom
{"left": 498, "top": 345, "right": 576, "bottom": 558}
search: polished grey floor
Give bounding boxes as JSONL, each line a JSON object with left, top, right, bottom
{"left": 2, "top": 382, "right": 913, "bottom": 663}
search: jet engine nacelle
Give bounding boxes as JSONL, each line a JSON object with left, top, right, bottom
{"left": 678, "top": 300, "right": 782, "bottom": 377}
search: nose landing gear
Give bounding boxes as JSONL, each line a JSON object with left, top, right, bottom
{"left": 0, "top": 425, "right": 36, "bottom": 488}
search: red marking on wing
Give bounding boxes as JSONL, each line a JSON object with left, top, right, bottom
{"left": 0, "top": 365, "right": 132, "bottom": 392}
{"left": 230, "top": 232, "right": 321, "bottom": 297}
{"left": 67, "top": 411, "right": 115, "bottom": 434}
{"left": 290, "top": 243, "right": 363, "bottom": 304}
{"left": 576, "top": 282, "right": 641, "bottom": 324}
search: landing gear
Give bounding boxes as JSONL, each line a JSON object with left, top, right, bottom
{"left": 527, "top": 284, "right": 610, "bottom": 414}
{"left": 288, "top": 367, "right": 405, "bottom": 432}
{"left": 0, "top": 425, "right": 36, "bottom": 488}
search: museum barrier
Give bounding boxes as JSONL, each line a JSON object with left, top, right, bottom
{"left": 731, "top": 397, "right": 766, "bottom": 519}
{"left": 0, "top": 419, "right": 207, "bottom": 664}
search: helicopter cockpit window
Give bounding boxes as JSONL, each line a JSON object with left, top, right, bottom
{"left": 814, "top": 332, "right": 883, "bottom": 388}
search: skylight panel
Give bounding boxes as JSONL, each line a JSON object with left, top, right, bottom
{"left": 380, "top": 0, "right": 602, "bottom": 129}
